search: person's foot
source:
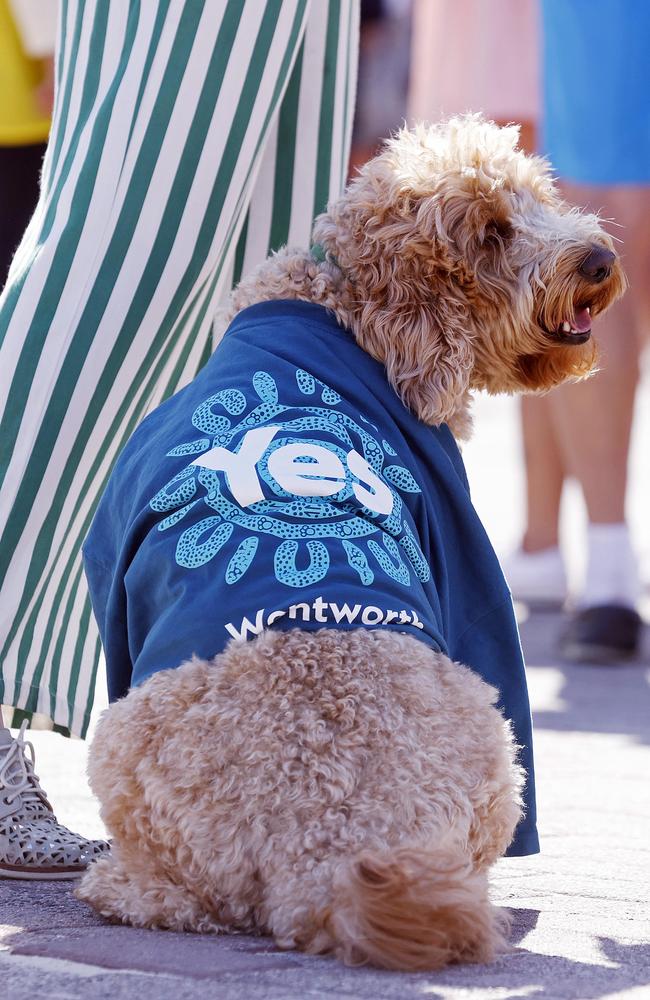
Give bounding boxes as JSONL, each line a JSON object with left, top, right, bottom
{"left": 559, "top": 604, "right": 643, "bottom": 664}
{"left": 0, "top": 721, "right": 109, "bottom": 880}
{"left": 502, "top": 545, "right": 567, "bottom": 609}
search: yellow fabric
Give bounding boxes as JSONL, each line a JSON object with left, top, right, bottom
{"left": 0, "top": 0, "right": 51, "bottom": 145}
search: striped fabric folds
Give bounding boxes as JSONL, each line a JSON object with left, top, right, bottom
{"left": 0, "top": 0, "right": 360, "bottom": 737}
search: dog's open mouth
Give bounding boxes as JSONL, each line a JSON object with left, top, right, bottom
{"left": 545, "top": 305, "right": 592, "bottom": 345}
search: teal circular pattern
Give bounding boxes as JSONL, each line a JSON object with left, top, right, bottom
{"left": 149, "top": 369, "right": 431, "bottom": 589}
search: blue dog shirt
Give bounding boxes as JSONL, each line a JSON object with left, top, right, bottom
{"left": 83, "top": 300, "right": 539, "bottom": 857}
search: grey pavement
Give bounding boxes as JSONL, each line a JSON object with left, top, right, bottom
{"left": 2, "top": 387, "right": 650, "bottom": 999}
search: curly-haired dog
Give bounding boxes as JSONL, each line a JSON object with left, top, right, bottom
{"left": 77, "top": 117, "right": 624, "bottom": 970}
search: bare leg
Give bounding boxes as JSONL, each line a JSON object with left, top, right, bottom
{"left": 510, "top": 184, "right": 648, "bottom": 617}
{"left": 504, "top": 386, "right": 567, "bottom": 606}
{"left": 547, "top": 310, "right": 637, "bottom": 521}
{"left": 523, "top": 186, "right": 647, "bottom": 537}
{"left": 504, "top": 122, "right": 565, "bottom": 588}
{"left": 526, "top": 184, "right": 647, "bottom": 655}
{"left": 546, "top": 183, "right": 647, "bottom": 529}
{"left": 521, "top": 394, "right": 564, "bottom": 552}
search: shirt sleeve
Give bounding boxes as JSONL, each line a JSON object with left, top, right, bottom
{"left": 83, "top": 548, "right": 133, "bottom": 703}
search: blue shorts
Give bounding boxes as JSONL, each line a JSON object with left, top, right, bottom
{"left": 541, "top": 0, "right": 650, "bottom": 184}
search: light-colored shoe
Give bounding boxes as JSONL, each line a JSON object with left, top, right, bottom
{"left": 0, "top": 721, "right": 109, "bottom": 880}
{"left": 502, "top": 545, "right": 567, "bottom": 608}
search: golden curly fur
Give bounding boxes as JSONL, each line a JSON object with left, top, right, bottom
{"left": 77, "top": 117, "right": 625, "bottom": 970}
{"left": 78, "top": 631, "right": 520, "bottom": 969}
{"left": 230, "top": 115, "right": 624, "bottom": 436}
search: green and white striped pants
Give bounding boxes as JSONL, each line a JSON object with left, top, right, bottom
{"left": 0, "top": 0, "right": 359, "bottom": 737}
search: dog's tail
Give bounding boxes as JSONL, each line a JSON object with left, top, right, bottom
{"left": 316, "top": 842, "right": 509, "bottom": 971}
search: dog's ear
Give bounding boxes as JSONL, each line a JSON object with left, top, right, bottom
{"left": 354, "top": 275, "right": 475, "bottom": 432}
{"left": 316, "top": 166, "right": 477, "bottom": 432}
{"left": 434, "top": 169, "right": 514, "bottom": 277}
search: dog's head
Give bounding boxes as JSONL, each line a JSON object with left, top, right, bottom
{"left": 314, "top": 116, "right": 625, "bottom": 434}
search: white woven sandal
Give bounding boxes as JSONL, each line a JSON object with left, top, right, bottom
{"left": 0, "top": 721, "right": 109, "bottom": 880}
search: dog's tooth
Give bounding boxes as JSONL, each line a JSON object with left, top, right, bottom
{"left": 561, "top": 321, "right": 571, "bottom": 333}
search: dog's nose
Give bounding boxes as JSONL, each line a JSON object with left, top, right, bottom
{"left": 579, "top": 245, "right": 616, "bottom": 283}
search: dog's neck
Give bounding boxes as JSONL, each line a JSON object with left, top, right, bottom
{"left": 226, "top": 245, "right": 354, "bottom": 328}
{"left": 222, "top": 246, "right": 473, "bottom": 441}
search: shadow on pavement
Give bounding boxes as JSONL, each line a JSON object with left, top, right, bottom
{"left": 520, "top": 610, "right": 650, "bottom": 745}
{"left": 503, "top": 935, "right": 650, "bottom": 1000}
{"left": 3, "top": 890, "right": 650, "bottom": 999}
{"left": 509, "top": 906, "right": 540, "bottom": 943}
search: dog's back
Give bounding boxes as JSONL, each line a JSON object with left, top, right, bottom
{"left": 81, "top": 627, "right": 521, "bottom": 969}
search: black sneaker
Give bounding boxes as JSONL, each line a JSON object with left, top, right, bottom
{"left": 560, "top": 604, "right": 643, "bottom": 664}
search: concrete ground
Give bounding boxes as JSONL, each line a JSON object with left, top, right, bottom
{"left": 2, "top": 386, "right": 649, "bottom": 999}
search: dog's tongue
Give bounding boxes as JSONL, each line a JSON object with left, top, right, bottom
{"left": 572, "top": 306, "right": 591, "bottom": 333}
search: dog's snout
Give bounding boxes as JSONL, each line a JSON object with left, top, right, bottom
{"left": 579, "top": 245, "right": 616, "bottom": 284}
